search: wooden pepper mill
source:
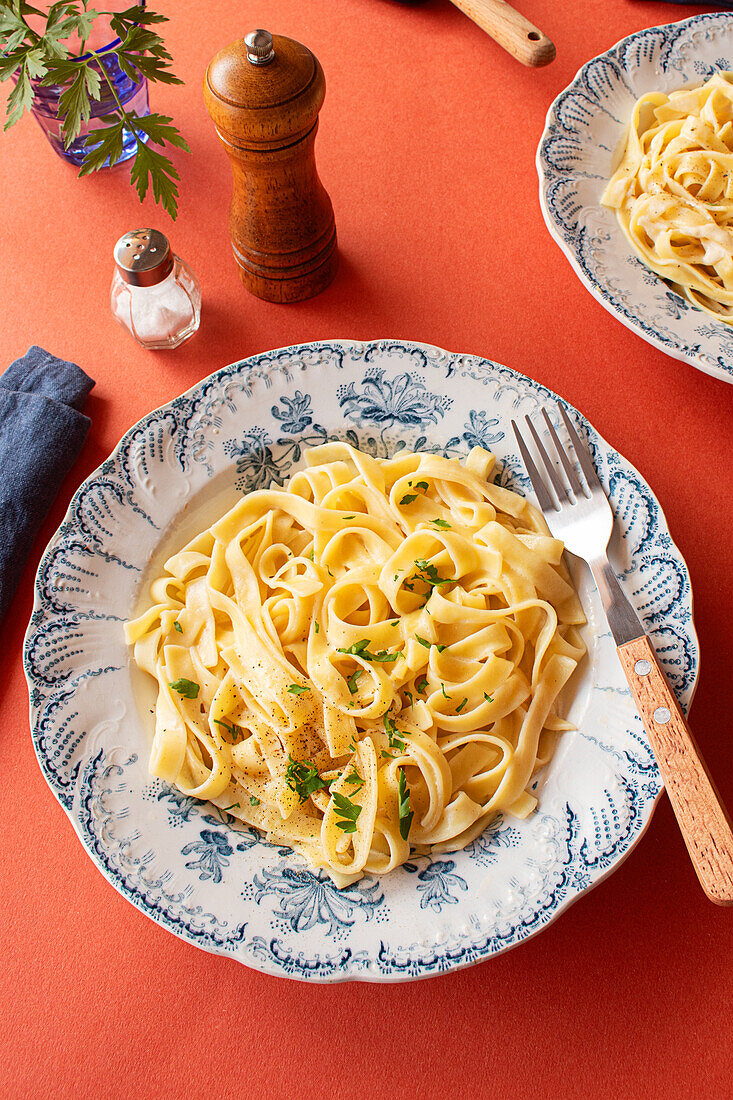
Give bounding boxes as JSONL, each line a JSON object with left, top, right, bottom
{"left": 203, "top": 28, "right": 338, "bottom": 303}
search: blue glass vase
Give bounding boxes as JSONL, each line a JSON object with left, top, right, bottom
{"left": 28, "top": 1, "right": 150, "bottom": 167}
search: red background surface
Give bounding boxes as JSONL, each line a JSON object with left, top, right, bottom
{"left": 2, "top": 1, "right": 732, "bottom": 1097}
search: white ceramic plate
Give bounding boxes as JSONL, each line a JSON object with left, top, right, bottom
{"left": 537, "top": 13, "right": 733, "bottom": 385}
{"left": 24, "top": 340, "right": 698, "bottom": 982}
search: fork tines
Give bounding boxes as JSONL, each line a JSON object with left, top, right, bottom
{"left": 511, "top": 401, "right": 602, "bottom": 509}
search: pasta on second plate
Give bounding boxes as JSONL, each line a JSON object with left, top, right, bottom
{"left": 602, "top": 72, "right": 733, "bottom": 322}
{"left": 125, "top": 442, "right": 585, "bottom": 885}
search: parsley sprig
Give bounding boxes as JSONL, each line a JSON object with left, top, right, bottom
{"left": 332, "top": 791, "right": 362, "bottom": 833}
{"left": 285, "top": 756, "right": 327, "bottom": 802}
{"left": 413, "top": 559, "right": 451, "bottom": 589}
{"left": 169, "top": 677, "right": 198, "bottom": 699}
{"left": 337, "top": 638, "right": 401, "bottom": 664}
{"left": 0, "top": 3, "right": 189, "bottom": 218}
{"left": 213, "top": 717, "right": 244, "bottom": 743}
{"left": 398, "top": 769, "right": 414, "bottom": 840}
{"left": 343, "top": 767, "right": 364, "bottom": 791}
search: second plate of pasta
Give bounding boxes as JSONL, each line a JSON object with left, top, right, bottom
{"left": 537, "top": 12, "right": 733, "bottom": 383}
{"left": 24, "top": 340, "right": 698, "bottom": 981}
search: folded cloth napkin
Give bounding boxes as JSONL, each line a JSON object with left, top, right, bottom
{"left": 0, "top": 346, "right": 94, "bottom": 620}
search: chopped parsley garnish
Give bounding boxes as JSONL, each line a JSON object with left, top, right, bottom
{"left": 287, "top": 684, "right": 309, "bottom": 695}
{"left": 403, "top": 580, "right": 415, "bottom": 591}
{"left": 398, "top": 769, "right": 414, "bottom": 840}
{"left": 332, "top": 791, "right": 362, "bottom": 833}
{"left": 455, "top": 697, "right": 468, "bottom": 714}
{"left": 314, "top": 621, "right": 320, "bottom": 634}
{"left": 415, "top": 635, "right": 446, "bottom": 652}
{"left": 391, "top": 619, "right": 399, "bottom": 627}
{"left": 344, "top": 767, "right": 364, "bottom": 791}
{"left": 380, "top": 750, "right": 397, "bottom": 760}
{"left": 416, "top": 677, "right": 429, "bottom": 693}
{"left": 385, "top": 714, "right": 406, "bottom": 751}
{"left": 337, "top": 638, "right": 401, "bottom": 663}
{"left": 343, "top": 515, "right": 355, "bottom": 520}
{"left": 249, "top": 796, "right": 260, "bottom": 806}
{"left": 404, "top": 690, "right": 413, "bottom": 706}
{"left": 413, "top": 559, "right": 452, "bottom": 590}
{"left": 221, "top": 802, "right": 240, "bottom": 812}
{"left": 285, "top": 756, "right": 327, "bottom": 801}
{"left": 338, "top": 638, "right": 370, "bottom": 657}
{"left": 169, "top": 678, "right": 199, "bottom": 699}
{"left": 431, "top": 518, "right": 451, "bottom": 529}
{"left": 399, "top": 480, "right": 429, "bottom": 506}
{"left": 484, "top": 692, "right": 494, "bottom": 703}
{"left": 214, "top": 718, "right": 243, "bottom": 742}
{"left": 440, "top": 682, "right": 450, "bottom": 700}
{"left": 173, "top": 620, "right": 183, "bottom": 633}
{"left": 346, "top": 668, "right": 363, "bottom": 695}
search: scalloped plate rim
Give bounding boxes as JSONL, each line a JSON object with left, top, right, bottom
{"left": 23, "top": 338, "right": 700, "bottom": 982}
{"left": 536, "top": 12, "right": 733, "bottom": 386}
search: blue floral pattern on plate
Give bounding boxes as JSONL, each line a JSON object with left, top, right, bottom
{"left": 537, "top": 13, "right": 733, "bottom": 384}
{"left": 250, "top": 867, "right": 384, "bottom": 936}
{"left": 23, "top": 339, "right": 699, "bottom": 982}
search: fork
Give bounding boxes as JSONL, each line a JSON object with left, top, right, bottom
{"left": 512, "top": 403, "right": 733, "bottom": 906}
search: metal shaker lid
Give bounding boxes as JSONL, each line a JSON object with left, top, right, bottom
{"left": 244, "top": 29, "right": 275, "bottom": 65}
{"left": 114, "top": 229, "right": 173, "bottom": 286}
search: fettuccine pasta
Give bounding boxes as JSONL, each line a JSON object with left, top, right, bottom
{"left": 602, "top": 72, "right": 733, "bottom": 322}
{"left": 125, "top": 443, "right": 585, "bottom": 885}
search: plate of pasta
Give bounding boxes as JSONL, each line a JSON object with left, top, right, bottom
{"left": 537, "top": 12, "right": 733, "bottom": 384}
{"left": 24, "top": 340, "right": 698, "bottom": 981}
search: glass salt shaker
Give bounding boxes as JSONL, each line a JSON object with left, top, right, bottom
{"left": 111, "top": 228, "right": 201, "bottom": 349}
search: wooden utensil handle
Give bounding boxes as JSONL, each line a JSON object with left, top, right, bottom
{"left": 448, "top": 0, "right": 555, "bottom": 67}
{"left": 618, "top": 636, "right": 733, "bottom": 905}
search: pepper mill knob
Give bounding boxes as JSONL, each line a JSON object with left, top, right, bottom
{"left": 203, "top": 29, "right": 338, "bottom": 303}
{"left": 244, "top": 29, "right": 275, "bottom": 65}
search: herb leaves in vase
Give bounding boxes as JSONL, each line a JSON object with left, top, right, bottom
{"left": 0, "top": 2, "right": 189, "bottom": 218}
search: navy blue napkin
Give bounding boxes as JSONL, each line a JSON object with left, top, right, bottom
{"left": 0, "top": 346, "right": 94, "bottom": 620}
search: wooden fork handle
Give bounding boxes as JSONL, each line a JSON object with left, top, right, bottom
{"left": 448, "top": 0, "right": 555, "bottom": 67}
{"left": 618, "top": 636, "right": 733, "bottom": 905}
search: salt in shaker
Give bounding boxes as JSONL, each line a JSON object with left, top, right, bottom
{"left": 111, "top": 229, "right": 201, "bottom": 349}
